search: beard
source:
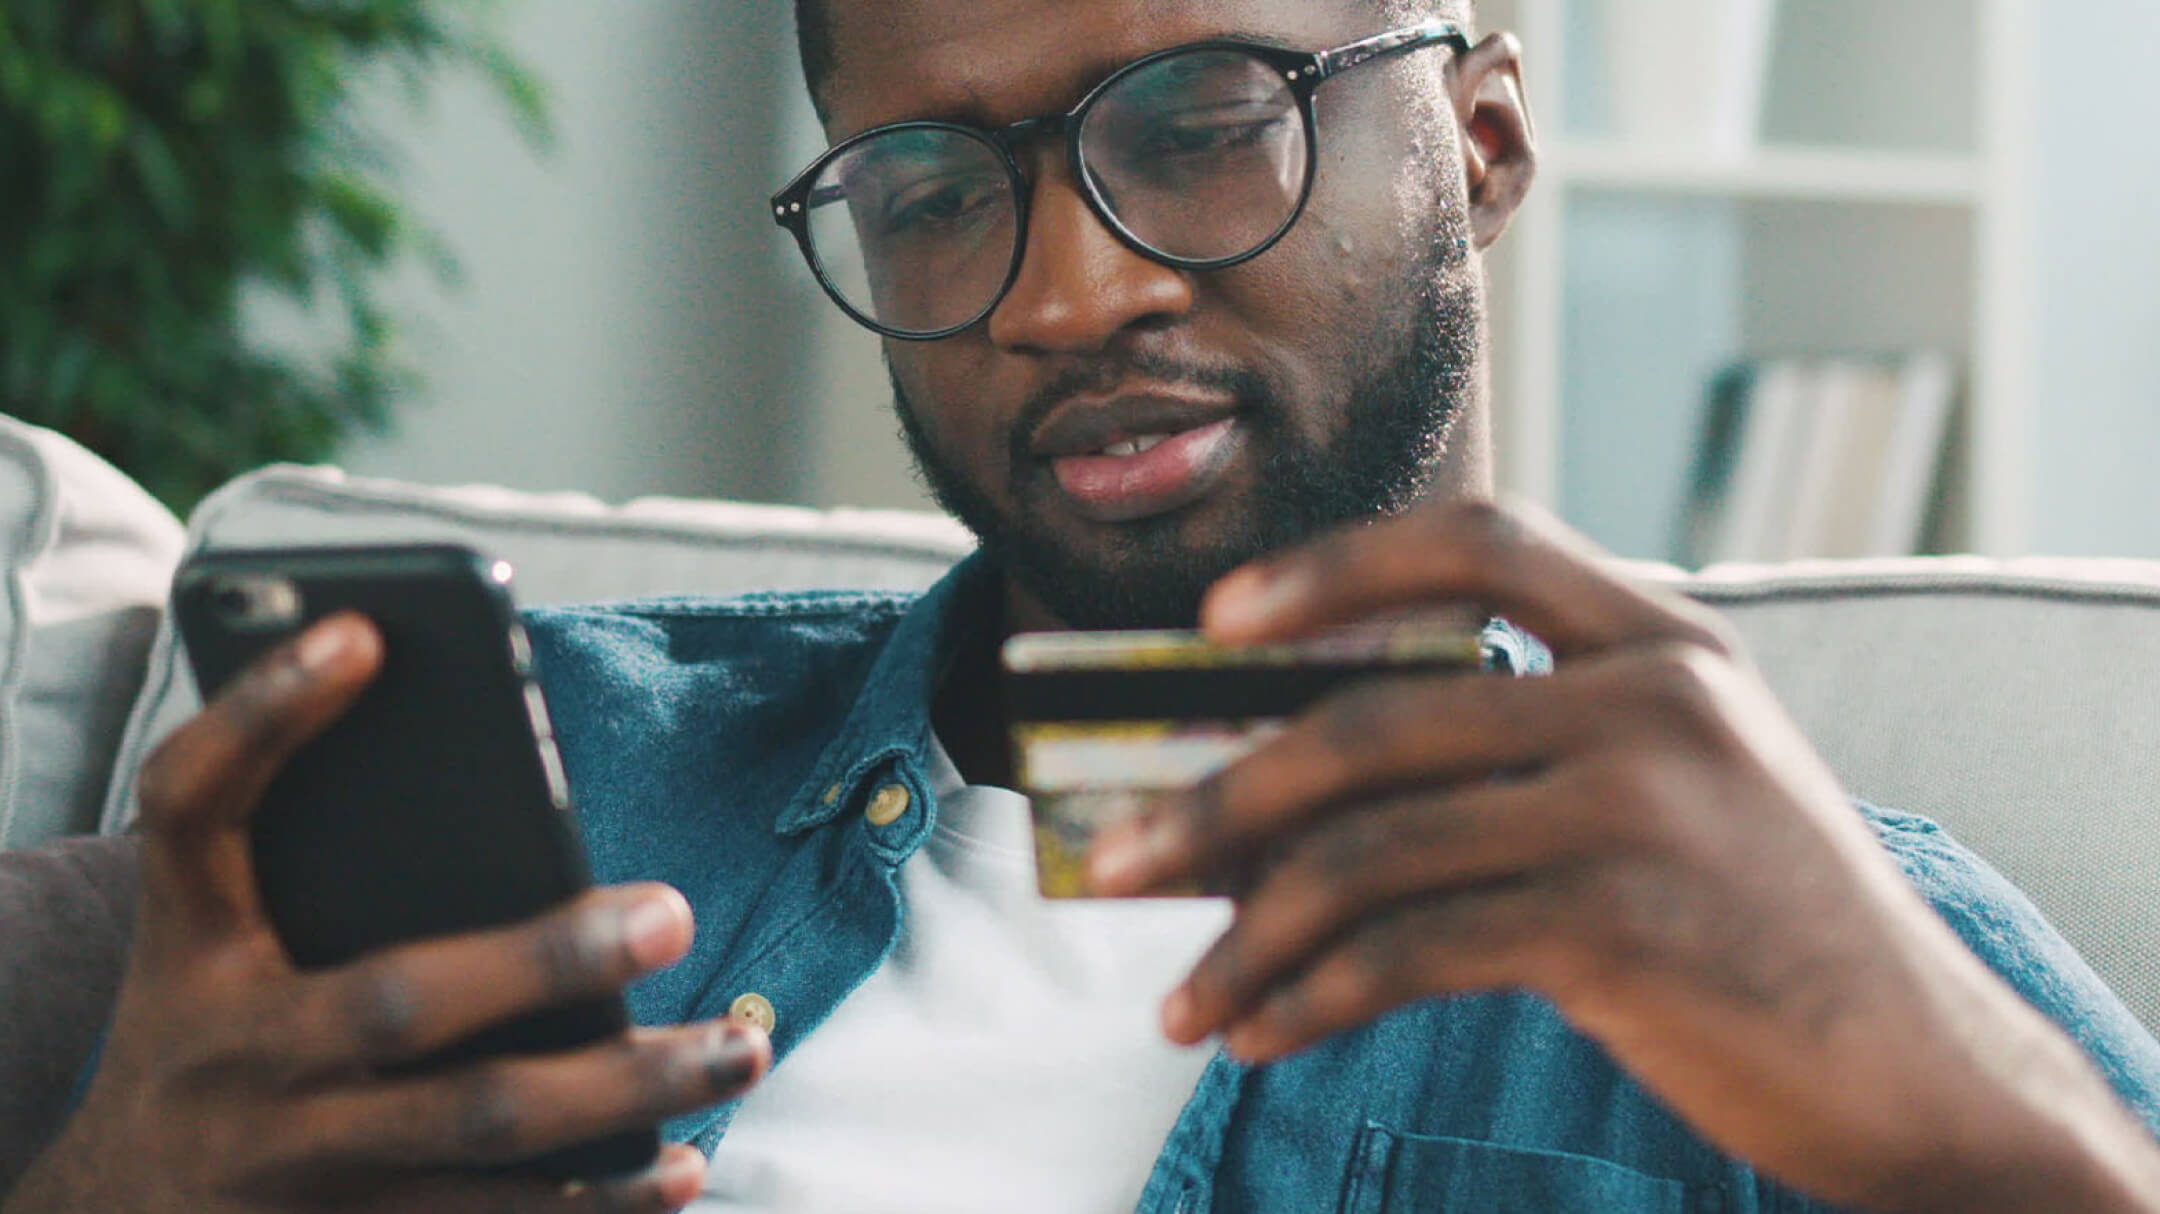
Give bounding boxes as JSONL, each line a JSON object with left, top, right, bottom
{"left": 890, "top": 228, "right": 1483, "bottom": 631}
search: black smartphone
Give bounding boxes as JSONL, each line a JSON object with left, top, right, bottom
{"left": 171, "top": 543, "right": 659, "bottom": 1182}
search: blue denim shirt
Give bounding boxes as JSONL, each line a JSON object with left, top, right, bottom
{"left": 525, "top": 553, "right": 2160, "bottom": 1214}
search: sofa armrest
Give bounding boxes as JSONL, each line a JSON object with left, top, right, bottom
{"left": 0, "top": 835, "right": 136, "bottom": 1197}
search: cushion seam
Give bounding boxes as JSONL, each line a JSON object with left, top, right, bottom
{"left": 0, "top": 427, "right": 61, "bottom": 847}
{"left": 240, "top": 476, "right": 973, "bottom": 563}
{"left": 1686, "top": 577, "right": 2160, "bottom": 610}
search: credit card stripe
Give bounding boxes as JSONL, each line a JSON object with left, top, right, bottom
{"left": 1007, "top": 659, "right": 1478, "bottom": 722}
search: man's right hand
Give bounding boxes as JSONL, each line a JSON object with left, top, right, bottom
{"left": 2, "top": 613, "right": 767, "bottom": 1214}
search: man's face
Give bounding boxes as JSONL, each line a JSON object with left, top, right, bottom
{"left": 816, "top": 0, "right": 1505, "bottom": 629}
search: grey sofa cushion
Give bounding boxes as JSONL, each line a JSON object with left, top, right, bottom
{"left": 0, "top": 419, "right": 184, "bottom": 849}
{"left": 0, "top": 835, "right": 136, "bottom": 1196}
{"left": 1673, "top": 557, "right": 2160, "bottom": 1032}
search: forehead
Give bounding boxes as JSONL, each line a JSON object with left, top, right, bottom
{"left": 818, "top": 0, "right": 1378, "bottom": 139}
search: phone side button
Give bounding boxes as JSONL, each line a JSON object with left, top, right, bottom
{"left": 538, "top": 739, "right": 572, "bottom": 811}
{"left": 524, "top": 682, "right": 556, "bottom": 740}
{"left": 508, "top": 623, "right": 535, "bottom": 675}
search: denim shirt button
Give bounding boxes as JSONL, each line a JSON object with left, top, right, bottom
{"left": 865, "top": 783, "right": 912, "bottom": 827}
{"left": 728, "top": 992, "right": 777, "bottom": 1034}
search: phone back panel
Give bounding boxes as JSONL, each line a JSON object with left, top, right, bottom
{"left": 174, "top": 545, "right": 584, "bottom": 965}
{"left": 172, "top": 544, "right": 655, "bottom": 1179}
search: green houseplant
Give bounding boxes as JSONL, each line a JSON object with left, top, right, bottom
{"left": 0, "top": 1, "right": 544, "bottom": 511}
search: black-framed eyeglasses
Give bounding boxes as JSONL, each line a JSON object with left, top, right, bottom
{"left": 770, "top": 20, "right": 1472, "bottom": 341}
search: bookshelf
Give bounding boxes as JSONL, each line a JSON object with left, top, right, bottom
{"left": 1481, "top": 0, "right": 2033, "bottom": 561}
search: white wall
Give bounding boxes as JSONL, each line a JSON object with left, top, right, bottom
{"left": 2025, "top": 0, "right": 2160, "bottom": 557}
{"left": 338, "top": 0, "right": 829, "bottom": 505}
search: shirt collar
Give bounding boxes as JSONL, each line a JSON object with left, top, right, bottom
{"left": 777, "top": 551, "right": 1000, "bottom": 836}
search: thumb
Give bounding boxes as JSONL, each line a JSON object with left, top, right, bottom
{"left": 134, "top": 613, "right": 383, "bottom": 958}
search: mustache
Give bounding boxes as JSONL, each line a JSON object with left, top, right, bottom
{"left": 1005, "top": 351, "right": 1278, "bottom": 469}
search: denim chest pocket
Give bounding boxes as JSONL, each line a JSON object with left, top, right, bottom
{"left": 1340, "top": 1123, "right": 1694, "bottom": 1214}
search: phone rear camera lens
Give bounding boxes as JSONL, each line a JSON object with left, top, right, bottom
{"left": 207, "top": 575, "right": 302, "bottom": 630}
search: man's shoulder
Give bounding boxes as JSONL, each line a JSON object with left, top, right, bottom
{"left": 1855, "top": 799, "right": 2160, "bottom": 1133}
{"left": 522, "top": 588, "right": 922, "bottom": 689}
{"left": 527, "top": 587, "right": 923, "bottom": 630}
{"left": 522, "top": 586, "right": 926, "bottom": 722}
{"left": 518, "top": 589, "right": 932, "bottom": 862}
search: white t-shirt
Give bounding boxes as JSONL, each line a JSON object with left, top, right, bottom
{"left": 695, "top": 739, "right": 1231, "bottom": 1214}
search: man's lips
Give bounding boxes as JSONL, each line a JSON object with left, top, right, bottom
{"left": 1029, "top": 392, "right": 1240, "bottom": 460}
{"left": 1049, "top": 417, "right": 1243, "bottom": 524}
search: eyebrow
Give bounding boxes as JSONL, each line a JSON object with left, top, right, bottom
{"left": 848, "top": 27, "right": 1315, "bottom": 136}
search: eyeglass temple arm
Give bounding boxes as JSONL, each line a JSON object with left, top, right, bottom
{"left": 1316, "top": 20, "right": 1471, "bottom": 81}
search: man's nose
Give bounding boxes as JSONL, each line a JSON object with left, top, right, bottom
{"left": 985, "top": 169, "right": 1196, "bottom": 354}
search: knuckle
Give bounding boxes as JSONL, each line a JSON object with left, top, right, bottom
{"left": 1181, "top": 771, "right": 1236, "bottom": 845}
{"left": 267, "top": 1095, "right": 353, "bottom": 1172}
{"left": 1192, "top": 931, "right": 1255, "bottom": 1003}
{"left": 219, "top": 651, "right": 313, "bottom": 751}
{"left": 1572, "top": 860, "right": 1684, "bottom": 975}
{"left": 627, "top": 1034, "right": 701, "bottom": 1109}
{"left": 1308, "top": 804, "right": 1397, "bottom": 882}
{"left": 337, "top": 965, "right": 425, "bottom": 1059}
{"left": 1300, "top": 526, "right": 1364, "bottom": 581}
{"left": 1672, "top": 604, "right": 1744, "bottom": 661}
{"left": 1254, "top": 875, "right": 1349, "bottom": 966}
{"left": 1630, "top": 645, "right": 1729, "bottom": 735}
{"left": 135, "top": 730, "right": 201, "bottom": 816}
{"left": 451, "top": 1068, "right": 528, "bottom": 1162}
{"left": 1589, "top": 751, "right": 1696, "bottom": 844}
{"left": 1311, "top": 680, "right": 1404, "bottom": 761}
{"left": 1446, "top": 498, "right": 1525, "bottom": 560}
{"left": 530, "top": 911, "right": 614, "bottom": 1002}
{"left": 1313, "top": 947, "right": 1388, "bottom": 1020}
{"left": 1220, "top": 882, "right": 1329, "bottom": 999}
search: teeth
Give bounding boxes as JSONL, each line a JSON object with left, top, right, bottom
{"left": 1101, "top": 434, "right": 1170, "bottom": 458}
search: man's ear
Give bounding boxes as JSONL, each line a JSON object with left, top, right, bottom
{"left": 1450, "top": 32, "right": 1538, "bottom": 250}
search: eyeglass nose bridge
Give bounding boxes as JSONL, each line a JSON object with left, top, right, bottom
{"left": 982, "top": 111, "right": 1138, "bottom": 266}
{"left": 984, "top": 113, "right": 1078, "bottom": 196}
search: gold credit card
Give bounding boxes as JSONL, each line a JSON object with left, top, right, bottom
{"left": 1005, "top": 619, "right": 1488, "bottom": 899}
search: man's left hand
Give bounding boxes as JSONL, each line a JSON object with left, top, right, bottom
{"left": 1087, "top": 498, "right": 2160, "bottom": 1214}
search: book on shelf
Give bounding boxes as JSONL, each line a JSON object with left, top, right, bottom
{"left": 1677, "top": 350, "right": 1960, "bottom": 566}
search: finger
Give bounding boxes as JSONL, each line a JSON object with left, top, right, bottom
{"left": 355, "top": 1143, "right": 707, "bottom": 1214}
{"left": 314, "top": 1021, "right": 769, "bottom": 1170}
{"left": 1201, "top": 498, "right": 1732, "bottom": 659}
{"left": 135, "top": 612, "right": 383, "bottom": 946}
{"left": 281, "top": 883, "right": 695, "bottom": 1072}
{"left": 1203, "top": 878, "right": 1576, "bottom": 1060}
{"left": 1168, "top": 773, "right": 1588, "bottom": 1042}
{"left": 1088, "top": 667, "right": 1603, "bottom": 895}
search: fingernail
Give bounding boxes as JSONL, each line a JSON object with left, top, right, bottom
{"left": 700, "top": 1022, "right": 764, "bottom": 1091}
{"left": 1162, "top": 987, "right": 1197, "bottom": 1041}
{"left": 1089, "top": 818, "right": 1149, "bottom": 892}
{"left": 1091, "top": 810, "right": 1182, "bottom": 893}
{"left": 1207, "top": 566, "right": 1302, "bottom": 635}
{"left": 296, "top": 616, "right": 356, "bottom": 672}
{"left": 653, "top": 1147, "right": 706, "bottom": 1205}
{"left": 623, "top": 891, "right": 689, "bottom": 969}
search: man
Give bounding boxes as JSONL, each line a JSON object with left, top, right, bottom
{"left": 10, "top": 1, "right": 2160, "bottom": 1212}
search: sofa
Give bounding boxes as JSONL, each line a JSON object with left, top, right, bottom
{"left": 5, "top": 416, "right": 2160, "bottom": 1192}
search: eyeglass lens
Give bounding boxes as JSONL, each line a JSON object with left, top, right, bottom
{"left": 801, "top": 47, "right": 1310, "bottom": 337}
